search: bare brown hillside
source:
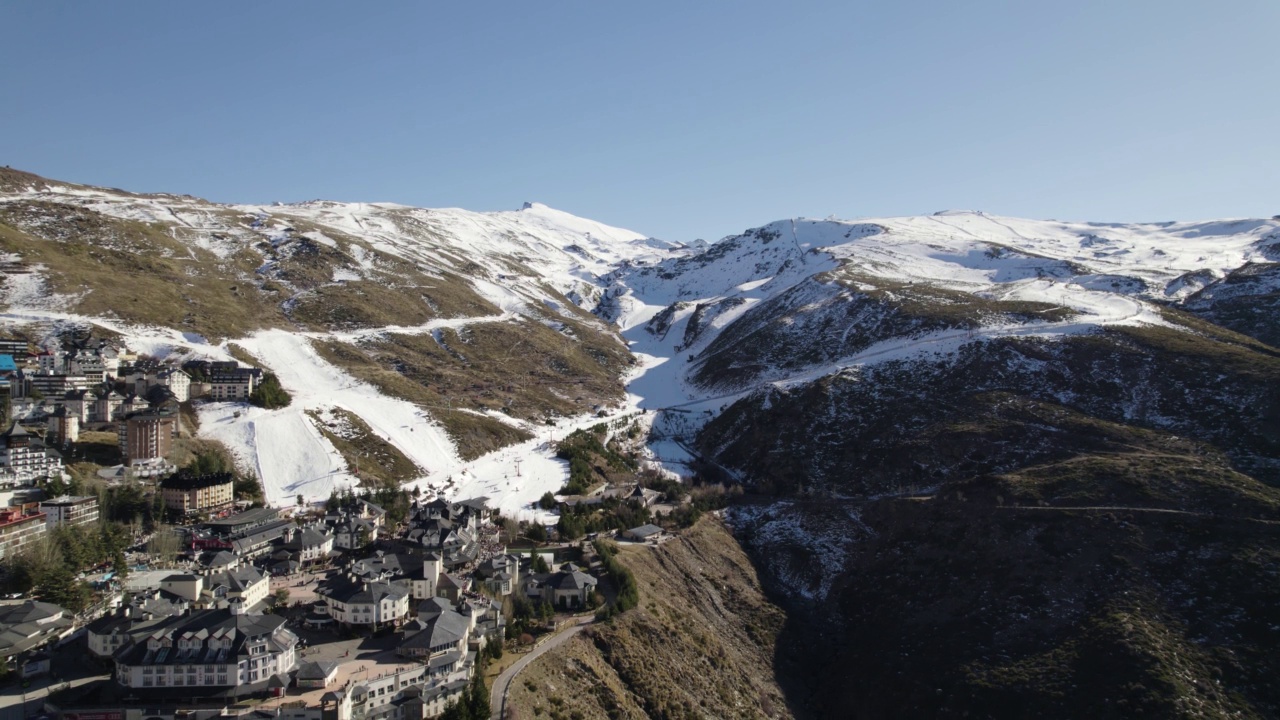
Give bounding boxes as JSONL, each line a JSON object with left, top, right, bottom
{"left": 504, "top": 516, "right": 793, "bottom": 720}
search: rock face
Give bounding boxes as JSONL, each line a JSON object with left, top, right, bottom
{"left": 505, "top": 516, "right": 793, "bottom": 720}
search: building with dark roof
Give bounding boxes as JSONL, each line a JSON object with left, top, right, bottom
{"left": 397, "top": 603, "right": 471, "bottom": 667}
{"left": 229, "top": 518, "right": 296, "bottom": 558}
{"left": 0, "top": 422, "right": 62, "bottom": 486}
{"left": 159, "top": 471, "right": 234, "bottom": 514}
{"left": 524, "top": 562, "right": 599, "bottom": 610}
{"left": 317, "top": 575, "right": 410, "bottom": 628}
{"left": 296, "top": 659, "right": 339, "bottom": 688}
{"left": 112, "top": 609, "right": 297, "bottom": 696}
{"left": 474, "top": 553, "right": 521, "bottom": 596}
{"left": 284, "top": 526, "right": 334, "bottom": 564}
{"left": 202, "top": 506, "right": 279, "bottom": 536}
{"left": 158, "top": 566, "right": 269, "bottom": 610}
{"left": 622, "top": 523, "right": 664, "bottom": 542}
{"left": 0, "top": 600, "right": 73, "bottom": 660}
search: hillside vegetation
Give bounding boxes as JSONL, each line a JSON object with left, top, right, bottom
{"left": 506, "top": 516, "right": 793, "bottom": 720}
{"left": 691, "top": 274, "right": 1073, "bottom": 391}
{"left": 701, "top": 312, "right": 1280, "bottom": 717}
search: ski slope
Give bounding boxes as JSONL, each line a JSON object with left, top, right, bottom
{"left": 3, "top": 171, "right": 1278, "bottom": 511}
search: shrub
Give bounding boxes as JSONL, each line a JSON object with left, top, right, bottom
{"left": 593, "top": 539, "right": 639, "bottom": 619}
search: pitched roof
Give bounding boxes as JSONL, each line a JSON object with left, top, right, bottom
{"left": 318, "top": 576, "right": 408, "bottom": 605}
{"left": 292, "top": 527, "right": 333, "bottom": 549}
{"left": 113, "top": 609, "right": 294, "bottom": 667}
{"left": 416, "top": 597, "right": 454, "bottom": 621}
{"left": 0, "top": 600, "right": 64, "bottom": 625}
{"left": 549, "top": 567, "right": 597, "bottom": 591}
{"left": 1, "top": 422, "right": 28, "bottom": 439}
{"left": 296, "top": 660, "right": 339, "bottom": 680}
{"left": 399, "top": 609, "right": 469, "bottom": 651}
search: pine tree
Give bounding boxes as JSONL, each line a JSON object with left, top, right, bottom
{"left": 467, "top": 672, "right": 490, "bottom": 719}
{"left": 440, "top": 700, "right": 469, "bottom": 720}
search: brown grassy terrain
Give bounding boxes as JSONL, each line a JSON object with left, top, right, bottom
{"left": 702, "top": 311, "right": 1280, "bottom": 718}
{"left": 0, "top": 201, "right": 284, "bottom": 339}
{"left": 506, "top": 516, "right": 793, "bottom": 720}
{"left": 309, "top": 310, "right": 631, "bottom": 460}
{"left": 309, "top": 338, "right": 534, "bottom": 461}
{"left": 307, "top": 408, "right": 422, "bottom": 488}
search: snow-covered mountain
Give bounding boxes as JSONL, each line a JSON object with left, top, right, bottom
{"left": 6, "top": 168, "right": 1280, "bottom": 716}
{"left": 599, "top": 209, "right": 1279, "bottom": 465}
{"left": 0, "top": 168, "right": 685, "bottom": 517}
{"left": 2, "top": 167, "right": 1277, "bottom": 516}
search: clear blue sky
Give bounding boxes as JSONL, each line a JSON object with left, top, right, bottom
{"left": 3, "top": 1, "right": 1278, "bottom": 241}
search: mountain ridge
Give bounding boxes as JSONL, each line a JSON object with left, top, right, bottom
{"left": 3, "top": 168, "right": 1280, "bottom": 717}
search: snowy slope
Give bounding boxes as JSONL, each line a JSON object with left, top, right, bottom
{"left": 0, "top": 175, "right": 687, "bottom": 510}
{"left": 3, "top": 168, "right": 1277, "bottom": 512}
{"left": 602, "top": 211, "right": 1280, "bottom": 449}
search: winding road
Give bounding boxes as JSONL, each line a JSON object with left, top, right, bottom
{"left": 491, "top": 617, "right": 593, "bottom": 720}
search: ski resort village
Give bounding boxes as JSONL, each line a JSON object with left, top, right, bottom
{"left": 0, "top": 328, "right": 700, "bottom": 720}
{"left": 0, "top": 167, "right": 1277, "bottom": 720}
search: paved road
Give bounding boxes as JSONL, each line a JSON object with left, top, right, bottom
{"left": 491, "top": 617, "right": 593, "bottom": 720}
{"left": 0, "top": 673, "right": 108, "bottom": 720}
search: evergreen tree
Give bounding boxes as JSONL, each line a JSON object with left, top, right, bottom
{"left": 248, "top": 373, "right": 291, "bottom": 409}
{"left": 440, "top": 700, "right": 470, "bottom": 720}
{"left": 467, "top": 672, "right": 490, "bottom": 720}
{"left": 112, "top": 550, "right": 130, "bottom": 580}
{"left": 556, "top": 513, "right": 584, "bottom": 541}
{"left": 36, "top": 564, "right": 90, "bottom": 612}
{"left": 526, "top": 524, "right": 547, "bottom": 543}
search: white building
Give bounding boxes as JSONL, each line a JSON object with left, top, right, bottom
{"left": 155, "top": 368, "right": 192, "bottom": 402}
{"left": 68, "top": 350, "right": 107, "bottom": 382}
{"left": 317, "top": 576, "right": 410, "bottom": 628}
{"left": 159, "top": 566, "right": 269, "bottom": 610}
{"left": 209, "top": 366, "right": 261, "bottom": 402}
{"left": 0, "top": 423, "right": 62, "bottom": 486}
{"left": 285, "top": 527, "right": 335, "bottom": 564}
{"left": 41, "top": 495, "right": 100, "bottom": 529}
{"left": 113, "top": 610, "right": 298, "bottom": 692}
